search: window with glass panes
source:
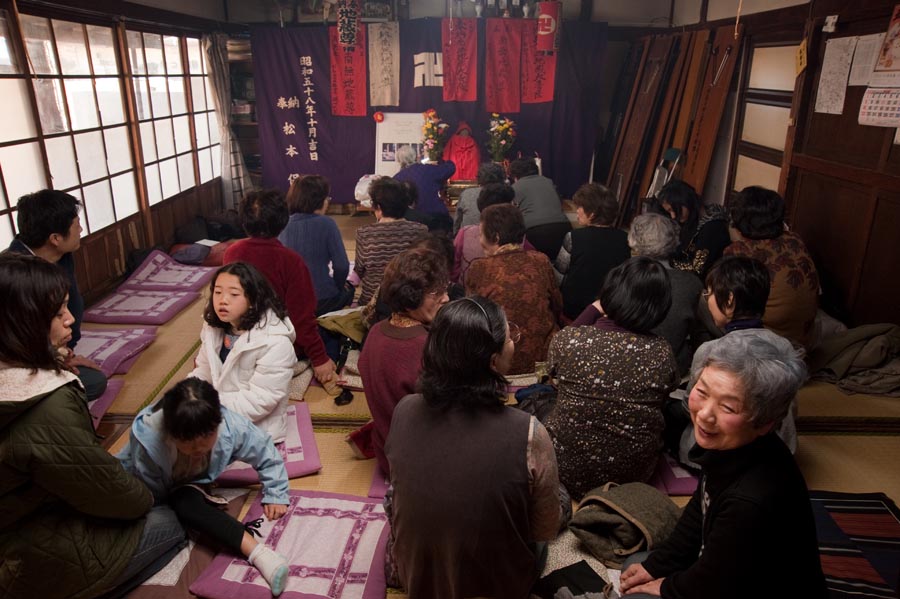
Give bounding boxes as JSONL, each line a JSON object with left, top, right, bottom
{"left": 126, "top": 30, "right": 220, "bottom": 206}
{"left": 18, "top": 14, "right": 139, "bottom": 238}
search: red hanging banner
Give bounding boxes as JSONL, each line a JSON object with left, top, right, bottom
{"left": 485, "top": 19, "right": 523, "bottom": 114}
{"left": 441, "top": 18, "right": 478, "bottom": 102}
{"left": 329, "top": 25, "right": 368, "bottom": 116}
{"left": 536, "top": 1, "right": 562, "bottom": 53}
{"left": 521, "top": 20, "right": 557, "bottom": 103}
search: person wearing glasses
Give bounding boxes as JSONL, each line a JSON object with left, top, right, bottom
{"left": 280, "top": 175, "right": 353, "bottom": 316}
{"left": 546, "top": 257, "right": 678, "bottom": 499}
{"left": 466, "top": 203, "right": 563, "bottom": 375}
{"left": 358, "top": 248, "right": 450, "bottom": 476}
{"left": 384, "top": 296, "right": 562, "bottom": 598}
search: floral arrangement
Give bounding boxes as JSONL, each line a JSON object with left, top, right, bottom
{"left": 422, "top": 108, "right": 450, "bottom": 161}
{"left": 487, "top": 113, "right": 516, "bottom": 162}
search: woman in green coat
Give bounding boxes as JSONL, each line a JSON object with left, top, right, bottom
{"left": 0, "top": 253, "right": 185, "bottom": 598}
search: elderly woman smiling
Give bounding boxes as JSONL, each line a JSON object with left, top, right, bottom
{"left": 620, "top": 329, "right": 826, "bottom": 599}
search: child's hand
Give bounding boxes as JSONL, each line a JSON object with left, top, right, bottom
{"left": 263, "top": 503, "right": 288, "bottom": 520}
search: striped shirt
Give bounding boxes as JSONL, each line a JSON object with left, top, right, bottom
{"left": 354, "top": 219, "right": 428, "bottom": 305}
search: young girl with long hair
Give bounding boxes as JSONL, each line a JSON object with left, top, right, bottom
{"left": 119, "top": 377, "right": 291, "bottom": 596}
{"left": 190, "top": 262, "right": 297, "bottom": 442}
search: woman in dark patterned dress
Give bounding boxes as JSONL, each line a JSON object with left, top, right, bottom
{"left": 466, "top": 204, "right": 563, "bottom": 375}
{"left": 545, "top": 257, "right": 679, "bottom": 499}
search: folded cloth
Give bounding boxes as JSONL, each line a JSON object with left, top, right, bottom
{"left": 568, "top": 482, "right": 681, "bottom": 568}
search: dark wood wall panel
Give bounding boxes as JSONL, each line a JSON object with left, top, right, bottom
{"left": 791, "top": 171, "right": 875, "bottom": 320}
{"left": 853, "top": 194, "right": 900, "bottom": 323}
{"left": 803, "top": 87, "right": 886, "bottom": 169}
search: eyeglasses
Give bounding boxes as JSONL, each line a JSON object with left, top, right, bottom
{"left": 508, "top": 322, "right": 522, "bottom": 344}
{"left": 426, "top": 283, "right": 450, "bottom": 299}
{"left": 702, "top": 289, "right": 713, "bottom": 300}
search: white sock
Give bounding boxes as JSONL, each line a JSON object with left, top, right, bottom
{"left": 248, "top": 543, "right": 289, "bottom": 596}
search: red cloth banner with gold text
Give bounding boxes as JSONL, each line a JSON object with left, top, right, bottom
{"left": 521, "top": 20, "right": 557, "bottom": 103}
{"left": 329, "top": 25, "right": 368, "bottom": 116}
{"left": 441, "top": 18, "right": 478, "bottom": 102}
{"left": 485, "top": 19, "right": 523, "bottom": 113}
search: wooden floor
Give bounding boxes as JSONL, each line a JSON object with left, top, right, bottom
{"left": 92, "top": 209, "right": 900, "bottom": 597}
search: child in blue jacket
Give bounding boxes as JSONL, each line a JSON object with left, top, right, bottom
{"left": 119, "top": 377, "right": 292, "bottom": 596}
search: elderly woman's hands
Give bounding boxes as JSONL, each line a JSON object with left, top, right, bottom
{"left": 620, "top": 563, "right": 663, "bottom": 596}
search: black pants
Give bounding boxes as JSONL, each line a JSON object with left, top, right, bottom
{"left": 526, "top": 221, "right": 572, "bottom": 260}
{"left": 170, "top": 486, "right": 246, "bottom": 554}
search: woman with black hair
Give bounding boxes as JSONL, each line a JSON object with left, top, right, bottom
{"left": 0, "top": 253, "right": 184, "bottom": 598}
{"left": 724, "top": 186, "right": 819, "bottom": 349}
{"left": 385, "top": 296, "right": 561, "bottom": 599}
{"left": 546, "top": 257, "right": 679, "bottom": 499}
{"left": 657, "top": 179, "right": 730, "bottom": 279}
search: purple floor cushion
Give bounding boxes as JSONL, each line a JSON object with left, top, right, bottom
{"left": 648, "top": 454, "right": 698, "bottom": 496}
{"left": 75, "top": 327, "right": 157, "bottom": 376}
{"left": 189, "top": 490, "right": 390, "bottom": 599}
{"left": 84, "top": 289, "right": 199, "bottom": 325}
{"left": 121, "top": 250, "right": 216, "bottom": 292}
{"left": 88, "top": 378, "right": 124, "bottom": 428}
{"left": 216, "top": 403, "right": 322, "bottom": 486}
{"left": 367, "top": 465, "right": 389, "bottom": 499}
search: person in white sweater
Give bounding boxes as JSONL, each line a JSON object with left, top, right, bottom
{"left": 189, "top": 262, "right": 296, "bottom": 443}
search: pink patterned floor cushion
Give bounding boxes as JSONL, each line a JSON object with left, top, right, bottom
{"left": 84, "top": 289, "right": 199, "bottom": 325}
{"left": 216, "top": 403, "right": 322, "bottom": 486}
{"left": 75, "top": 327, "right": 157, "bottom": 376}
{"left": 189, "top": 490, "right": 390, "bottom": 599}
{"left": 121, "top": 250, "right": 216, "bottom": 292}
{"left": 88, "top": 378, "right": 124, "bottom": 428}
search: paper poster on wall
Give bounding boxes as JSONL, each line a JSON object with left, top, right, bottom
{"left": 871, "top": 4, "right": 900, "bottom": 87}
{"left": 859, "top": 87, "right": 900, "bottom": 127}
{"left": 374, "top": 112, "right": 425, "bottom": 176}
{"left": 850, "top": 33, "right": 886, "bottom": 86}
{"left": 814, "top": 36, "right": 856, "bottom": 114}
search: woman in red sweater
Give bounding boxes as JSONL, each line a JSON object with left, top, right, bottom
{"left": 358, "top": 248, "right": 449, "bottom": 476}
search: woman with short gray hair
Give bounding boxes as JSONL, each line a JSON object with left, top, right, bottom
{"left": 396, "top": 144, "right": 417, "bottom": 169}
{"left": 620, "top": 328, "right": 825, "bottom": 599}
{"left": 628, "top": 213, "right": 702, "bottom": 377}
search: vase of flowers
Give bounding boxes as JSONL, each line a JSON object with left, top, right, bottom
{"left": 422, "top": 108, "right": 450, "bottom": 162}
{"left": 487, "top": 113, "right": 516, "bottom": 163}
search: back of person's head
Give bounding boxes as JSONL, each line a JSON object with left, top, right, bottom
{"left": 730, "top": 186, "right": 785, "bottom": 240}
{"left": 705, "top": 256, "right": 770, "bottom": 321}
{"left": 573, "top": 183, "right": 619, "bottom": 226}
{"left": 368, "top": 177, "right": 408, "bottom": 218}
{"left": 203, "top": 261, "right": 286, "bottom": 331}
{"left": 400, "top": 180, "right": 419, "bottom": 208}
{"left": 599, "top": 256, "right": 672, "bottom": 333}
{"left": 476, "top": 162, "right": 506, "bottom": 186}
{"left": 628, "top": 213, "right": 680, "bottom": 259}
{"left": 286, "top": 174, "right": 330, "bottom": 214}
{"left": 239, "top": 189, "right": 289, "bottom": 238}
{"left": 396, "top": 145, "right": 417, "bottom": 168}
{"left": 412, "top": 231, "right": 454, "bottom": 272}
{"left": 16, "top": 189, "right": 81, "bottom": 249}
{"left": 480, "top": 203, "right": 526, "bottom": 246}
{"left": 420, "top": 296, "right": 508, "bottom": 411}
{"left": 155, "top": 377, "right": 223, "bottom": 441}
{"left": 380, "top": 248, "right": 449, "bottom": 314}
{"left": 0, "top": 253, "right": 69, "bottom": 371}
{"left": 689, "top": 329, "right": 807, "bottom": 427}
{"left": 508, "top": 158, "right": 539, "bottom": 180}
{"left": 476, "top": 183, "right": 515, "bottom": 212}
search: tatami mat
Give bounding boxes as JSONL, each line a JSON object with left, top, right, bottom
{"left": 796, "top": 434, "right": 900, "bottom": 505}
{"left": 84, "top": 293, "right": 206, "bottom": 416}
{"left": 304, "top": 385, "right": 372, "bottom": 424}
{"left": 797, "top": 381, "right": 900, "bottom": 432}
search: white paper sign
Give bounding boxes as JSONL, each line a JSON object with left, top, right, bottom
{"left": 814, "top": 36, "right": 857, "bottom": 114}
{"left": 850, "top": 33, "right": 886, "bottom": 86}
{"left": 374, "top": 112, "right": 426, "bottom": 176}
{"left": 859, "top": 87, "right": 900, "bottom": 127}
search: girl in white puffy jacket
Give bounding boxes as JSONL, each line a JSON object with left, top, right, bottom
{"left": 189, "top": 262, "right": 297, "bottom": 443}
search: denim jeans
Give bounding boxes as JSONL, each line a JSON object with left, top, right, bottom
{"left": 100, "top": 505, "right": 187, "bottom": 598}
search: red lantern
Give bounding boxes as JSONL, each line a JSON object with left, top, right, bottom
{"left": 536, "top": 1, "right": 561, "bottom": 53}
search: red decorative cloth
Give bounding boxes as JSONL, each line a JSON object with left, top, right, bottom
{"left": 442, "top": 121, "right": 481, "bottom": 180}
{"left": 521, "top": 19, "right": 557, "bottom": 103}
{"left": 485, "top": 19, "right": 523, "bottom": 113}
{"left": 441, "top": 18, "right": 478, "bottom": 102}
{"left": 329, "top": 25, "right": 367, "bottom": 116}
